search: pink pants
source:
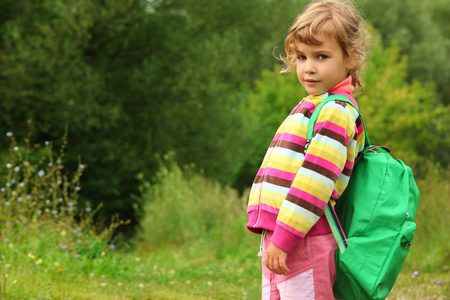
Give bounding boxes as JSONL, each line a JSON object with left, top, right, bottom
{"left": 261, "top": 231, "right": 337, "bottom": 300}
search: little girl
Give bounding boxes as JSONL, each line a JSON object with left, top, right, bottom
{"left": 246, "top": 1, "right": 369, "bottom": 299}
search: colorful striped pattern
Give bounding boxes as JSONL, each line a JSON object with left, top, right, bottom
{"left": 247, "top": 93, "right": 365, "bottom": 252}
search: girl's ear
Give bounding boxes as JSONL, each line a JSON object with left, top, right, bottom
{"left": 345, "top": 48, "right": 358, "bottom": 70}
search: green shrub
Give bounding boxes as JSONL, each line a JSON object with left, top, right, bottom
{"left": 405, "top": 166, "right": 450, "bottom": 273}
{"left": 0, "top": 130, "right": 125, "bottom": 284}
{"left": 137, "top": 158, "right": 258, "bottom": 259}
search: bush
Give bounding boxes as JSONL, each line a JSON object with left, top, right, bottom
{"left": 405, "top": 166, "right": 450, "bottom": 273}
{"left": 0, "top": 130, "right": 124, "bottom": 275}
{"left": 137, "top": 158, "right": 258, "bottom": 259}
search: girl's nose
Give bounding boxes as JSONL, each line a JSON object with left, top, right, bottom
{"left": 304, "top": 60, "right": 316, "bottom": 74}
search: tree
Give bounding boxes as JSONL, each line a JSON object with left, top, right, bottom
{"left": 358, "top": 35, "right": 449, "bottom": 169}
{"left": 358, "top": 0, "right": 450, "bottom": 105}
{"left": 0, "top": 0, "right": 309, "bottom": 224}
{"left": 0, "top": 0, "right": 158, "bottom": 222}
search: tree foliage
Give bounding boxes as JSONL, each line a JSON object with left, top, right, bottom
{"left": 0, "top": 0, "right": 447, "bottom": 226}
{"left": 358, "top": 0, "right": 450, "bottom": 104}
{"left": 0, "top": 0, "right": 305, "bottom": 222}
{"left": 358, "top": 35, "right": 449, "bottom": 168}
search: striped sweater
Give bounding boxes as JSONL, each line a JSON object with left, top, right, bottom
{"left": 246, "top": 89, "right": 365, "bottom": 253}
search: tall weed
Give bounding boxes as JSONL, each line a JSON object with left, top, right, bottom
{"left": 138, "top": 160, "right": 258, "bottom": 259}
{"left": 0, "top": 130, "right": 125, "bottom": 296}
{"left": 406, "top": 165, "right": 450, "bottom": 273}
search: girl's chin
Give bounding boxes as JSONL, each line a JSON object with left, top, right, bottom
{"left": 305, "top": 89, "right": 326, "bottom": 96}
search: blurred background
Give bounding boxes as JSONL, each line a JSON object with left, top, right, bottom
{"left": 0, "top": 0, "right": 450, "bottom": 299}
{"left": 0, "top": 0, "right": 448, "bottom": 230}
{"left": 0, "top": 0, "right": 448, "bottom": 297}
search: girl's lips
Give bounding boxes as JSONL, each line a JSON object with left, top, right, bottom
{"left": 304, "top": 79, "right": 319, "bottom": 86}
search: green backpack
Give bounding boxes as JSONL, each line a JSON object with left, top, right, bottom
{"left": 307, "top": 94, "right": 420, "bottom": 300}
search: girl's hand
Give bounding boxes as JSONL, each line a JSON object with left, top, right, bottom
{"left": 265, "top": 242, "right": 290, "bottom": 275}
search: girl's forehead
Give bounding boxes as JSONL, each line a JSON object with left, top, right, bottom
{"left": 296, "top": 34, "right": 340, "bottom": 51}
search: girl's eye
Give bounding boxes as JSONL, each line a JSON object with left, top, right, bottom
{"left": 297, "top": 55, "right": 306, "bottom": 61}
{"left": 318, "top": 55, "right": 327, "bottom": 60}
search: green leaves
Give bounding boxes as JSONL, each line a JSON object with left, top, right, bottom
{"left": 359, "top": 0, "right": 450, "bottom": 105}
{"left": 359, "top": 36, "right": 449, "bottom": 168}
{"left": 0, "top": 0, "right": 448, "bottom": 224}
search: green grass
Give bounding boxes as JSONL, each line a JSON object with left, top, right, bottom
{"left": 389, "top": 271, "right": 449, "bottom": 300}
{"left": 1, "top": 233, "right": 261, "bottom": 299}
{"left": 1, "top": 229, "right": 448, "bottom": 300}
{"left": 0, "top": 138, "right": 448, "bottom": 299}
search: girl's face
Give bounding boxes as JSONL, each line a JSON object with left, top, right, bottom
{"left": 296, "top": 34, "right": 354, "bottom": 95}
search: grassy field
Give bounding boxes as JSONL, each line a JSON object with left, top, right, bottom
{"left": 1, "top": 231, "right": 448, "bottom": 299}
{"left": 0, "top": 140, "right": 448, "bottom": 299}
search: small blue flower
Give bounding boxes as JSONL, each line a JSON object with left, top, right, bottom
{"left": 17, "top": 197, "right": 22, "bottom": 202}
{"left": 5, "top": 238, "right": 10, "bottom": 243}
{"left": 4, "top": 201, "right": 10, "bottom": 206}
{"left": 38, "top": 170, "right": 45, "bottom": 177}
{"left": 48, "top": 162, "right": 53, "bottom": 167}
{"left": 68, "top": 202, "right": 74, "bottom": 207}
{"left": 6, "top": 132, "right": 13, "bottom": 137}
{"left": 44, "top": 141, "right": 50, "bottom": 146}
{"left": 41, "top": 234, "right": 45, "bottom": 238}
{"left": 26, "top": 195, "right": 31, "bottom": 200}
{"left": 53, "top": 210, "right": 59, "bottom": 215}
{"left": 14, "top": 166, "right": 20, "bottom": 172}
{"left": 6, "top": 164, "right": 12, "bottom": 169}
{"left": 109, "top": 244, "right": 116, "bottom": 250}
{"left": 10, "top": 179, "right": 16, "bottom": 184}
{"left": 37, "top": 210, "right": 42, "bottom": 215}
{"left": 76, "top": 227, "right": 81, "bottom": 231}
{"left": 19, "top": 182, "right": 25, "bottom": 187}
{"left": 58, "top": 198, "right": 63, "bottom": 202}
{"left": 86, "top": 207, "right": 91, "bottom": 212}
{"left": 412, "top": 271, "right": 419, "bottom": 277}
{"left": 79, "top": 164, "right": 85, "bottom": 169}
{"left": 23, "top": 227, "right": 28, "bottom": 231}
{"left": 75, "top": 186, "right": 81, "bottom": 191}
{"left": 437, "top": 279, "right": 441, "bottom": 285}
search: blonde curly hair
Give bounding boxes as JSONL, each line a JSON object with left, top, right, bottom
{"left": 280, "top": 1, "right": 369, "bottom": 93}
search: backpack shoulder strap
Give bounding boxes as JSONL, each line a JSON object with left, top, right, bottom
{"left": 306, "top": 94, "right": 370, "bottom": 150}
{"left": 306, "top": 93, "right": 369, "bottom": 254}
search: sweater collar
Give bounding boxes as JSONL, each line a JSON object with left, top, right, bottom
{"left": 329, "top": 76, "right": 354, "bottom": 95}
